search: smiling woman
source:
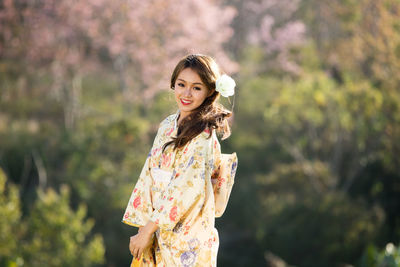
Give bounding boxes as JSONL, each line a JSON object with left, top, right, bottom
{"left": 122, "top": 54, "right": 238, "bottom": 266}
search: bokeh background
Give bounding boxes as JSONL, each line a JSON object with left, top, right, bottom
{"left": 1, "top": 0, "right": 400, "bottom": 266}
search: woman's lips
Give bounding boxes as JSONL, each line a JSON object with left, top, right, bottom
{"left": 180, "top": 99, "right": 192, "bottom": 106}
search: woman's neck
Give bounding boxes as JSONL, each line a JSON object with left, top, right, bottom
{"left": 177, "top": 111, "right": 190, "bottom": 125}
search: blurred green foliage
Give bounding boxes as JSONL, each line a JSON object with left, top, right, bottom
{"left": 359, "top": 243, "right": 400, "bottom": 267}
{"left": 0, "top": 169, "right": 104, "bottom": 267}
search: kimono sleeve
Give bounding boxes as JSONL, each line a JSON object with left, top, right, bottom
{"left": 210, "top": 133, "right": 238, "bottom": 217}
{"left": 121, "top": 150, "right": 154, "bottom": 227}
{"left": 212, "top": 153, "right": 238, "bottom": 217}
{"left": 149, "top": 134, "right": 211, "bottom": 231}
{"left": 121, "top": 117, "right": 169, "bottom": 227}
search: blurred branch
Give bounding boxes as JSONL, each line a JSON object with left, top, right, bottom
{"left": 32, "top": 150, "right": 47, "bottom": 189}
{"left": 279, "top": 139, "right": 324, "bottom": 194}
{"left": 264, "top": 251, "right": 294, "bottom": 267}
{"left": 20, "top": 154, "right": 33, "bottom": 192}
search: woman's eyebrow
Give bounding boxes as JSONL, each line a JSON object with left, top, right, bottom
{"left": 177, "top": 78, "right": 204, "bottom": 86}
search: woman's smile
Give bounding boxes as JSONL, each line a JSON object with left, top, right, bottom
{"left": 180, "top": 98, "right": 192, "bottom": 105}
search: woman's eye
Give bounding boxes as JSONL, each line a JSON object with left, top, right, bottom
{"left": 177, "top": 83, "right": 184, "bottom": 87}
{"left": 193, "top": 87, "right": 201, "bottom": 91}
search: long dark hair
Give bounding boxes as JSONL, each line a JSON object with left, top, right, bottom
{"left": 163, "top": 54, "right": 232, "bottom": 151}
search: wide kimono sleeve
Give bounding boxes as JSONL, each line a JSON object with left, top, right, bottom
{"left": 212, "top": 153, "right": 238, "bottom": 217}
{"left": 121, "top": 116, "right": 171, "bottom": 227}
{"left": 210, "top": 134, "right": 238, "bottom": 217}
{"left": 149, "top": 133, "right": 212, "bottom": 231}
{"left": 121, "top": 150, "right": 154, "bottom": 227}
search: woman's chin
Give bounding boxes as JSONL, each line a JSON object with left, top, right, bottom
{"left": 178, "top": 105, "right": 193, "bottom": 113}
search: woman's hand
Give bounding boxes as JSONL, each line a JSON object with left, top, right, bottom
{"left": 129, "top": 221, "right": 158, "bottom": 259}
{"left": 129, "top": 231, "right": 152, "bottom": 259}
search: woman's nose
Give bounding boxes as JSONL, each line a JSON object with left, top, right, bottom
{"left": 183, "top": 86, "right": 191, "bottom": 96}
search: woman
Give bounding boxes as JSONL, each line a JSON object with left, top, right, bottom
{"left": 122, "top": 54, "right": 238, "bottom": 266}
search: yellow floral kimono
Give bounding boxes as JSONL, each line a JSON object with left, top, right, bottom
{"left": 122, "top": 112, "right": 238, "bottom": 267}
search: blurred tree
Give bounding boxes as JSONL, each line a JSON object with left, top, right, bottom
{"left": 0, "top": 168, "right": 22, "bottom": 266}
{"left": 21, "top": 185, "right": 105, "bottom": 267}
{"left": 301, "top": 0, "right": 400, "bottom": 168}
{"left": 255, "top": 162, "right": 383, "bottom": 266}
{"left": 359, "top": 243, "right": 400, "bottom": 267}
{"left": 225, "top": 0, "right": 306, "bottom": 74}
{"left": 0, "top": 168, "right": 105, "bottom": 267}
{"left": 300, "top": 0, "right": 400, "bottom": 244}
{"left": 0, "top": 0, "right": 237, "bottom": 129}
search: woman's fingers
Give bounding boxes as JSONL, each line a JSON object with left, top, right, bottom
{"left": 137, "top": 248, "right": 143, "bottom": 259}
{"left": 129, "top": 236, "right": 136, "bottom": 256}
{"left": 129, "top": 237, "right": 141, "bottom": 259}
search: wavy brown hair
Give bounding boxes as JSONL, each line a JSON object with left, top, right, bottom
{"left": 163, "top": 54, "right": 232, "bottom": 151}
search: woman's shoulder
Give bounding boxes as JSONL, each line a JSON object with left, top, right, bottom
{"left": 191, "top": 127, "right": 219, "bottom": 148}
{"left": 158, "top": 112, "right": 178, "bottom": 129}
{"left": 201, "top": 127, "right": 220, "bottom": 139}
{"left": 161, "top": 113, "right": 177, "bottom": 124}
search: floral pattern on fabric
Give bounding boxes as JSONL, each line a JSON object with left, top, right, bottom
{"left": 123, "top": 112, "right": 238, "bottom": 266}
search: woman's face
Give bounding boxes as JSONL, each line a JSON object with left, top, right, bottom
{"left": 174, "top": 68, "right": 211, "bottom": 120}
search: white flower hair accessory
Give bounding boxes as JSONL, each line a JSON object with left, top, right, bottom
{"left": 215, "top": 74, "right": 236, "bottom": 97}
